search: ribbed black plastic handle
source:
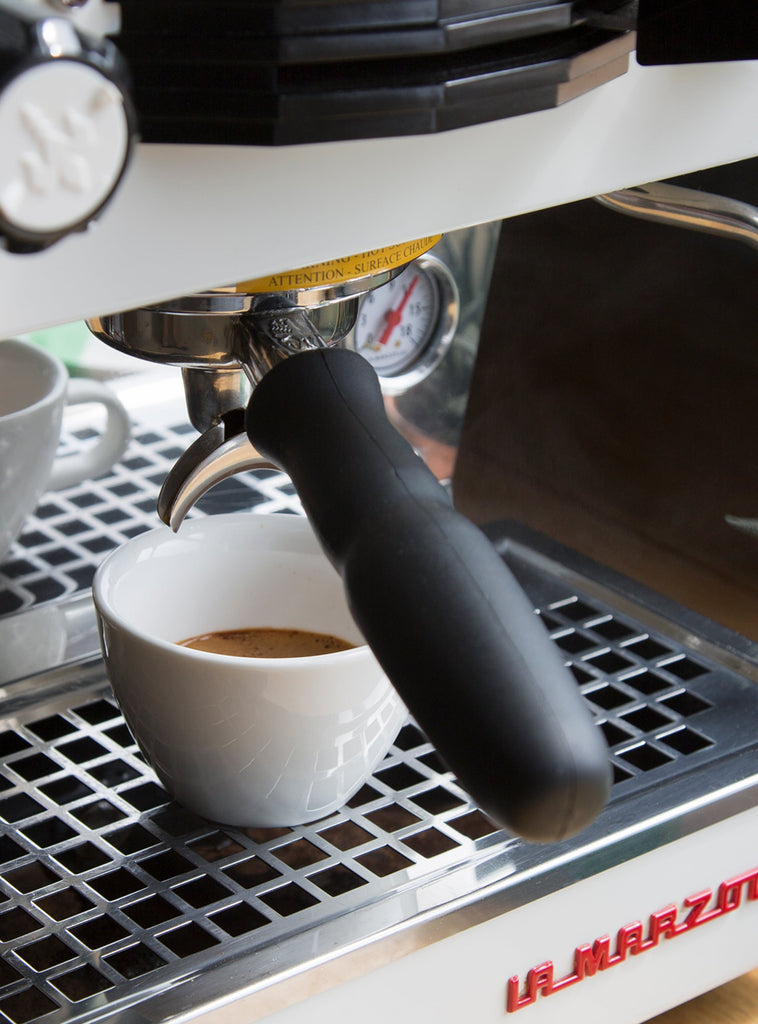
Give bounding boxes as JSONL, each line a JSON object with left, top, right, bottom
{"left": 245, "top": 348, "right": 610, "bottom": 841}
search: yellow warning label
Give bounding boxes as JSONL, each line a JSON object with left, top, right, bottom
{"left": 236, "top": 236, "right": 441, "bottom": 293}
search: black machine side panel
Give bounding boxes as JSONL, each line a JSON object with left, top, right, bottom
{"left": 636, "top": 0, "right": 758, "bottom": 64}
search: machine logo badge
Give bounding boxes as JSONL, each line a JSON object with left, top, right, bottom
{"left": 0, "top": 61, "right": 128, "bottom": 236}
{"left": 506, "top": 865, "right": 758, "bottom": 1012}
{"left": 19, "top": 101, "right": 94, "bottom": 195}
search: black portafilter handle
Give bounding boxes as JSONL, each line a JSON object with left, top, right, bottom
{"left": 245, "top": 348, "right": 610, "bottom": 842}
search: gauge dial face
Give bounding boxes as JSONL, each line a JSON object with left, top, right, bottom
{"left": 353, "top": 262, "right": 442, "bottom": 377}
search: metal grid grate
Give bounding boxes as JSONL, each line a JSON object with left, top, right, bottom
{"left": 0, "top": 682, "right": 495, "bottom": 1023}
{"left": 537, "top": 598, "right": 716, "bottom": 786}
{"left": 0, "top": 560, "right": 753, "bottom": 1022}
{"left": 0, "top": 416, "right": 302, "bottom": 617}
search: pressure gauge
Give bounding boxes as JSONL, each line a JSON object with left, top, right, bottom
{"left": 349, "top": 254, "right": 459, "bottom": 395}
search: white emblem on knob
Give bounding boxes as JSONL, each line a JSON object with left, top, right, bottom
{"left": 0, "top": 61, "right": 129, "bottom": 236}
{"left": 20, "top": 102, "right": 96, "bottom": 194}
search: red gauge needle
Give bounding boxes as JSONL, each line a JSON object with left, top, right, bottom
{"left": 377, "top": 274, "right": 419, "bottom": 347}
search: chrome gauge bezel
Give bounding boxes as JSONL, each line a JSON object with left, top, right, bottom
{"left": 348, "top": 254, "right": 459, "bottom": 395}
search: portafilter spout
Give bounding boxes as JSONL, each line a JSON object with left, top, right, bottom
{"left": 88, "top": 239, "right": 611, "bottom": 843}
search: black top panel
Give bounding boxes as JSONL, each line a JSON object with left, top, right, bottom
{"left": 636, "top": 0, "right": 758, "bottom": 64}
{"left": 114, "top": 1, "right": 634, "bottom": 144}
{"left": 118, "top": 0, "right": 629, "bottom": 39}
{"left": 116, "top": 0, "right": 614, "bottom": 64}
{"left": 113, "top": 0, "right": 758, "bottom": 144}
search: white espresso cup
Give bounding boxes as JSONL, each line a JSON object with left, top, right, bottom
{"left": 0, "top": 338, "right": 131, "bottom": 562}
{"left": 93, "top": 512, "right": 407, "bottom": 827}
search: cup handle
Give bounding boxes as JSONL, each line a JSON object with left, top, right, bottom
{"left": 49, "top": 379, "right": 131, "bottom": 491}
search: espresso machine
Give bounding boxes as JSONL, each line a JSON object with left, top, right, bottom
{"left": 1, "top": 2, "right": 758, "bottom": 1023}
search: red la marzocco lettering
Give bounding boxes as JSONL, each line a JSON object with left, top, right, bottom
{"left": 507, "top": 865, "right": 758, "bottom": 1012}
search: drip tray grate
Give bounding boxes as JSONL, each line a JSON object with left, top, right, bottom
{"left": 0, "top": 526, "right": 756, "bottom": 1023}
{"left": 0, "top": 682, "right": 496, "bottom": 1023}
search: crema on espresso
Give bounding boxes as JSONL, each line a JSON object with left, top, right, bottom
{"left": 178, "top": 627, "right": 355, "bottom": 658}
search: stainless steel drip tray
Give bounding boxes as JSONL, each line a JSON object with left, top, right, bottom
{"left": 0, "top": 525, "right": 756, "bottom": 1024}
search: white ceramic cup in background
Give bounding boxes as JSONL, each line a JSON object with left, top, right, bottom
{"left": 0, "top": 338, "right": 131, "bottom": 562}
{"left": 93, "top": 512, "right": 407, "bottom": 827}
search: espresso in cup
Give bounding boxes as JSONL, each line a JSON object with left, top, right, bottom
{"left": 179, "top": 627, "right": 356, "bottom": 658}
{"left": 93, "top": 513, "right": 406, "bottom": 827}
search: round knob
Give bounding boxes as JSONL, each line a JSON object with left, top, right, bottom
{"left": 0, "top": 10, "right": 136, "bottom": 251}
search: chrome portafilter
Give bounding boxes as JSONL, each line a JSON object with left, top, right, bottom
{"left": 88, "top": 255, "right": 408, "bottom": 528}
{"left": 87, "top": 239, "right": 612, "bottom": 844}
